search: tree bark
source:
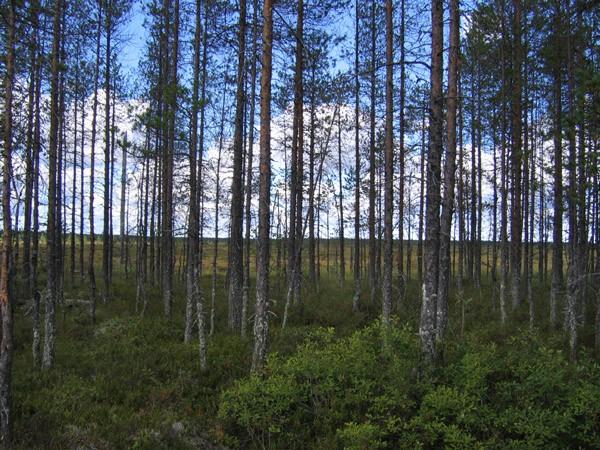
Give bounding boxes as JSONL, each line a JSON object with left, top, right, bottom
{"left": 0, "top": 0, "right": 16, "bottom": 443}
{"left": 252, "top": 0, "right": 273, "bottom": 372}
{"left": 184, "top": 0, "right": 204, "bottom": 357}
{"left": 382, "top": 0, "right": 394, "bottom": 326}
{"left": 551, "top": 2, "right": 563, "bottom": 328}
{"left": 337, "top": 112, "right": 345, "bottom": 286}
{"left": 368, "top": 0, "right": 377, "bottom": 306}
{"left": 228, "top": 0, "right": 247, "bottom": 333}
{"left": 242, "top": 0, "right": 259, "bottom": 338}
{"left": 352, "top": 0, "right": 361, "bottom": 312}
{"left": 510, "top": 0, "right": 523, "bottom": 310}
{"left": 420, "top": 0, "right": 443, "bottom": 364}
{"left": 43, "top": 0, "right": 64, "bottom": 369}
{"left": 286, "top": 0, "right": 304, "bottom": 311}
{"left": 437, "top": 0, "right": 459, "bottom": 346}
{"left": 103, "top": 0, "right": 113, "bottom": 304}
{"left": 89, "top": 0, "right": 102, "bottom": 324}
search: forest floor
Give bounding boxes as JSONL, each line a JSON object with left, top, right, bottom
{"left": 10, "top": 244, "right": 600, "bottom": 449}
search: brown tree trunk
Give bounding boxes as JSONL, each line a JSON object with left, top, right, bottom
{"left": 252, "top": 0, "right": 273, "bottom": 372}
{"left": 23, "top": 0, "right": 40, "bottom": 296}
{"left": 286, "top": 0, "right": 304, "bottom": 313}
{"left": 352, "top": 0, "right": 361, "bottom": 312}
{"left": 550, "top": 2, "right": 563, "bottom": 328}
{"left": 510, "top": 0, "right": 523, "bottom": 310}
{"left": 43, "top": 0, "right": 63, "bottom": 369}
{"left": 337, "top": 112, "right": 345, "bottom": 286}
{"left": 368, "top": 0, "right": 377, "bottom": 306}
{"left": 242, "top": 0, "right": 259, "bottom": 338}
{"left": 0, "top": 0, "right": 16, "bottom": 443}
{"left": 228, "top": 0, "right": 247, "bottom": 333}
{"left": 89, "top": 1, "right": 102, "bottom": 324}
{"left": 120, "top": 135, "right": 128, "bottom": 266}
{"left": 437, "top": 0, "right": 460, "bottom": 346}
{"left": 382, "top": 0, "right": 394, "bottom": 326}
{"left": 308, "top": 80, "right": 316, "bottom": 286}
{"left": 420, "top": 0, "right": 443, "bottom": 363}
{"left": 184, "top": 0, "right": 204, "bottom": 357}
{"left": 397, "top": 0, "right": 406, "bottom": 304}
{"left": 103, "top": 0, "right": 112, "bottom": 304}
{"left": 417, "top": 108, "right": 426, "bottom": 282}
{"left": 210, "top": 87, "right": 228, "bottom": 336}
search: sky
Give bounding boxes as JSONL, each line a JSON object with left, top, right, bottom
{"left": 119, "top": 2, "right": 148, "bottom": 76}
{"left": 5, "top": 0, "right": 556, "bottom": 243}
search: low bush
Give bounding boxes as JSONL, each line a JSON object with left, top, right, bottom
{"left": 219, "top": 323, "right": 600, "bottom": 449}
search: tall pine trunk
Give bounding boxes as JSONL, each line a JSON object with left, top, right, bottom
{"left": 352, "top": 0, "right": 361, "bottom": 312}
{"left": 252, "top": 0, "right": 273, "bottom": 372}
{"left": 437, "top": 0, "right": 460, "bottom": 346}
{"left": 382, "top": 0, "right": 394, "bottom": 326}
{"left": 228, "top": 0, "right": 247, "bottom": 333}
{"left": 43, "top": 0, "right": 63, "bottom": 369}
{"left": 420, "top": 0, "right": 443, "bottom": 364}
{"left": 0, "top": 0, "right": 16, "bottom": 443}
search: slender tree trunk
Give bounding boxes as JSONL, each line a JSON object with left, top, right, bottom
{"left": 31, "top": 10, "right": 43, "bottom": 307}
{"left": 499, "top": 2, "right": 509, "bottom": 325}
{"left": 352, "top": 0, "right": 361, "bottom": 312}
{"left": 564, "top": 7, "right": 581, "bottom": 360}
{"left": 382, "top": 0, "right": 394, "bottom": 326}
{"left": 397, "top": 0, "right": 406, "bottom": 304}
{"left": 120, "top": 135, "right": 128, "bottom": 266}
{"left": 551, "top": 3, "right": 563, "bottom": 328}
{"left": 89, "top": 1, "right": 102, "bottom": 324}
{"left": 71, "top": 47, "right": 80, "bottom": 284}
{"left": 368, "top": 0, "right": 377, "bottom": 305}
{"left": 210, "top": 88, "right": 228, "bottom": 336}
{"left": 0, "top": 0, "right": 16, "bottom": 443}
{"left": 420, "top": 0, "right": 443, "bottom": 364}
{"left": 103, "top": 0, "right": 112, "bottom": 304}
{"left": 242, "top": 0, "right": 259, "bottom": 338}
{"left": 228, "top": 0, "right": 247, "bottom": 333}
{"left": 196, "top": 0, "right": 209, "bottom": 341}
{"left": 23, "top": 1, "right": 40, "bottom": 295}
{"left": 458, "top": 79, "right": 466, "bottom": 292}
{"left": 308, "top": 83, "right": 316, "bottom": 286}
{"left": 286, "top": 0, "right": 304, "bottom": 311}
{"left": 510, "top": 0, "right": 523, "bottom": 310}
{"left": 80, "top": 82, "right": 86, "bottom": 283}
{"left": 185, "top": 0, "right": 203, "bottom": 350}
{"left": 252, "top": 0, "right": 273, "bottom": 372}
{"left": 437, "top": 0, "right": 459, "bottom": 346}
{"left": 418, "top": 109, "right": 426, "bottom": 281}
{"left": 163, "top": 0, "right": 179, "bottom": 319}
{"left": 337, "top": 112, "right": 345, "bottom": 286}
{"left": 43, "top": 0, "right": 63, "bottom": 369}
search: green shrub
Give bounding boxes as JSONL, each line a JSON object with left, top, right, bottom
{"left": 219, "top": 321, "right": 419, "bottom": 449}
{"left": 219, "top": 325, "right": 600, "bottom": 449}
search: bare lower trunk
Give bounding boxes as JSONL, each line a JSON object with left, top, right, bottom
{"left": 510, "top": 0, "right": 523, "bottom": 310}
{"left": 352, "top": 0, "right": 361, "bottom": 313}
{"left": 227, "top": 0, "right": 247, "bottom": 333}
{"left": 185, "top": 0, "right": 203, "bottom": 346}
{"left": 43, "top": 0, "right": 63, "bottom": 370}
{"left": 382, "top": 0, "right": 394, "bottom": 327}
{"left": 437, "top": 0, "right": 459, "bottom": 346}
{"left": 1, "top": 1, "right": 16, "bottom": 443}
{"left": 420, "top": 0, "right": 443, "bottom": 364}
{"left": 242, "top": 0, "right": 259, "bottom": 338}
{"left": 252, "top": 0, "right": 273, "bottom": 372}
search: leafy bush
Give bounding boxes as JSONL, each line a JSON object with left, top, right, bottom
{"left": 219, "top": 321, "right": 419, "bottom": 449}
{"left": 219, "top": 325, "right": 600, "bottom": 449}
